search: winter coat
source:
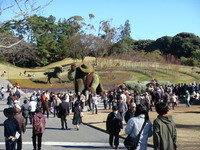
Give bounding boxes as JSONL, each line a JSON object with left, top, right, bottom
{"left": 125, "top": 114, "right": 152, "bottom": 150}
{"left": 72, "top": 100, "right": 82, "bottom": 125}
{"left": 106, "top": 112, "right": 123, "bottom": 134}
{"left": 117, "top": 100, "right": 128, "bottom": 117}
{"left": 33, "top": 112, "right": 46, "bottom": 134}
{"left": 4, "top": 118, "right": 20, "bottom": 140}
{"left": 153, "top": 114, "right": 177, "bottom": 150}
{"left": 42, "top": 100, "right": 49, "bottom": 111}
{"left": 124, "top": 110, "right": 135, "bottom": 123}
{"left": 58, "top": 101, "right": 70, "bottom": 117}
{"left": 14, "top": 113, "right": 26, "bottom": 133}
{"left": 21, "top": 103, "right": 30, "bottom": 118}
{"left": 7, "top": 95, "right": 14, "bottom": 105}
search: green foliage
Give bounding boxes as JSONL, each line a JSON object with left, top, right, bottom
{"left": 191, "top": 49, "right": 200, "bottom": 60}
{"left": 180, "top": 57, "right": 196, "bottom": 66}
{"left": 0, "top": 54, "right": 6, "bottom": 62}
{"left": 1, "top": 12, "right": 200, "bottom": 68}
{"left": 155, "top": 36, "right": 173, "bottom": 54}
{"left": 170, "top": 33, "right": 200, "bottom": 57}
{"left": 124, "top": 81, "right": 148, "bottom": 94}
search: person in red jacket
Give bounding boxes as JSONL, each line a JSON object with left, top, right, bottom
{"left": 32, "top": 107, "right": 46, "bottom": 150}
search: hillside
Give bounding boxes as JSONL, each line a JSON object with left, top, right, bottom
{"left": 0, "top": 57, "right": 200, "bottom": 91}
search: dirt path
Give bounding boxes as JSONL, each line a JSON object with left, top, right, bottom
{"left": 82, "top": 103, "right": 200, "bottom": 150}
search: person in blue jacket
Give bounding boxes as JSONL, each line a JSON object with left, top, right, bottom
{"left": 4, "top": 108, "right": 20, "bottom": 150}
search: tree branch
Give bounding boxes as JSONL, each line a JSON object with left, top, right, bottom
{"left": 0, "top": 38, "right": 24, "bottom": 48}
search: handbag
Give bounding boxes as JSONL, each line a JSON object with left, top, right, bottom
{"left": 124, "top": 120, "right": 146, "bottom": 150}
{"left": 80, "top": 112, "right": 84, "bottom": 117}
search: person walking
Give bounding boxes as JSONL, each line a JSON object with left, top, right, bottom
{"left": 32, "top": 107, "right": 46, "bottom": 150}
{"left": 92, "top": 93, "right": 99, "bottom": 114}
{"left": 42, "top": 96, "right": 49, "bottom": 118}
{"left": 0, "top": 87, "right": 6, "bottom": 100}
{"left": 124, "top": 102, "right": 136, "bottom": 123}
{"left": 170, "top": 93, "right": 178, "bottom": 110}
{"left": 125, "top": 104, "right": 152, "bottom": 150}
{"left": 57, "top": 98, "right": 70, "bottom": 129}
{"left": 117, "top": 96, "right": 128, "bottom": 119}
{"left": 153, "top": 102, "right": 177, "bottom": 150}
{"left": 21, "top": 99, "right": 30, "bottom": 125}
{"left": 52, "top": 94, "right": 62, "bottom": 117}
{"left": 14, "top": 107, "right": 26, "bottom": 150}
{"left": 108, "top": 91, "right": 115, "bottom": 109}
{"left": 72, "top": 99, "right": 82, "bottom": 130}
{"left": 101, "top": 91, "right": 108, "bottom": 109}
{"left": 106, "top": 105, "right": 123, "bottom": 149}
{"left": 29, "top": 97, "right": 37, "bottom": 124}
{"left": 3, "top": 108, "right": 20, "bottom": 150}
{"left": 185, "top": 90, "right": 191, "bottom": 107}
{"left": 7, "top": 92, "right": 14, "bottom": 108}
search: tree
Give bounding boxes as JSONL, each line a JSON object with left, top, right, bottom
{"left": 0, "top": 32, "right": 38, "bottom": 67}
{"left": 0, "top": 0, "right": 54, "bottom": 48}
{"left": 170, "top": 32, "right": 200, "bottom": 57}
{"left": 120, "top": 19, "right": 131, "bottom": 39}
{"left": 90, "top": 36, "right": 111, "bottom": 65}
{"left": 155, "top": 36, "right": 173, "bottom": 54}
{"left": 98, "top": 19, "right": 117, "bottom": 43}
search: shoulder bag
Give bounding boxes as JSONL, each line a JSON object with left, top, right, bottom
{"left": 124, "top": 120, "right": 146, "bottom": 150}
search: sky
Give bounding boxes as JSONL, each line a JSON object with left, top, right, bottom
{"left": 2, "top": 0, "right": 200, "bottom": 40}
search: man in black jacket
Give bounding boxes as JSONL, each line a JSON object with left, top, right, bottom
{"left": 124, "top": 102, "right": 136, "bottom": 123}
{"left": 58, "top": 99, "right": 70, "bottom": 129}
{"left": 106, "top": 105, "right": 123, "bottom": 149}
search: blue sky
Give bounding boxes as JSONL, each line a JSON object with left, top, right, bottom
{"left": 2, "top": 0, "right": 200, "bottom": 40}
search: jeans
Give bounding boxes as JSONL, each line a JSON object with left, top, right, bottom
{"left": 103, "top": 100, "right": 108, "bottom": 109}
{"left": 92, "top": 104, "right": 98, "bottom": 114}
{"left": 186, "top": 100, "right": 190, "bottom": 107}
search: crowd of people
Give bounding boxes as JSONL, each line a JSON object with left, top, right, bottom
{"left": 2, "top": 81, "right": 200, "bottom": 150}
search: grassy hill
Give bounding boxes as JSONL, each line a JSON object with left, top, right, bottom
{"left": 0, "top": 57, "right": 200, "bottom": 91}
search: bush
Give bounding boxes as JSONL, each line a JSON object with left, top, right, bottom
{"left": 124, "top": 80, "right": 172, "bottom": 94}
{"left": 180, "top": 57, "right": 195, "bottom": 66}
{"left": 124, "top": 81, "right": 148, "bottom": 94}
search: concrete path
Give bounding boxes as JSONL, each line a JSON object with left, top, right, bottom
{"left": 0, "top": 79, "right": 154, "bottom": 150}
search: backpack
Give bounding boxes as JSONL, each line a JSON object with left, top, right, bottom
{"left": 34, "top": 115, "right": 43, "bottom": 132}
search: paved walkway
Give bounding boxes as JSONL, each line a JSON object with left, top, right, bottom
{"left": 0, "top": 79, "right": 153, "bottom": 150}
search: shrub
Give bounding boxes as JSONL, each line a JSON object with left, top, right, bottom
{"left": 124, "top": 81, "right": 148, "bottom": 94}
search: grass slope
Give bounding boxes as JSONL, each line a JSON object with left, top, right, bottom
{"left": 1, "top": 57, "right": 199, "bottom": 91}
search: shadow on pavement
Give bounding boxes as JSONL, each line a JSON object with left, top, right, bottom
{"left": 55, "top": 145, "right": 125, "bottom": 149}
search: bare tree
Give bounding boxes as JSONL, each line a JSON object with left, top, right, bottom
{"left": 0, "top": 0, "right": 53, "bottom": 48}
{"left": 91, "top": 36, "right": 111, "bottom": 65}
{"left": 0, "top": 32, "right": 39, "bottom": 66}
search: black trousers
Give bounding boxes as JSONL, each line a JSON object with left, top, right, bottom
{"left": 61, "top": 115, "right": 68, "bottom": 129}
{"left": 16, "top": 133, "right": 22, "bottom": 150}
{"left": 43, "top": 109, "right": 49, "bottom": 118}
{"left": 109, "top": 132, "right": 119, "bottom": 147}
{"left": 29, "top": 112, "right": 35, "bottom": 124}
{"left": 5, "top": 140, "right": 16, "bottom": 150}
{"left": 32, "top": 133, "right": 43, "bottom": 150}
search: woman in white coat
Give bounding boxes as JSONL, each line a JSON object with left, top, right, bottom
{"left": 125, "top": 104, "right": 152, "bottom": 150}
